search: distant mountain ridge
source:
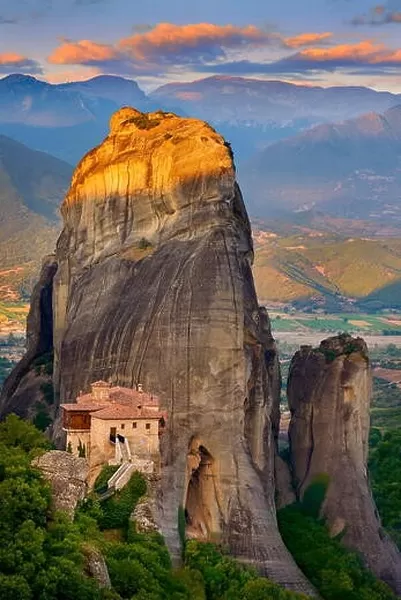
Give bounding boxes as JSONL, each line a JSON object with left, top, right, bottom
{"left": 0, "top": 74, "right": 149, "bottom": 126}
{"left": 151, "top": 75, "right": 401, "bottom": 158}
{"left": 0, "top": 74, "right": 152, "bottom": 163}
{"left": 1, "top": 73, "right": 401, "bottom": 163}
{"left": 242, "top": 103, "right": 401, "bottom": 221}
{"left": 151, "top": 75, "right": 401, "bottom": 124}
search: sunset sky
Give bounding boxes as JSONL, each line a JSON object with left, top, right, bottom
{"left": 0, "top": 0, "right": 401, "bottom": 91}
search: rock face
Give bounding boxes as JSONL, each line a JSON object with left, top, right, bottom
{"left": 32, "top": 450, "right": 88, "bottom": 519}
{"left": 274, "top": 455, "right": 296, "bottom": 510}
{"left": 0, "top": 256, "right": 57, "bottom": 423}
{"left": 288, "top": 334, "right": 401, "bottom": 594}
{"left": 4, "top": 107, "right": 315, "bottom": 595}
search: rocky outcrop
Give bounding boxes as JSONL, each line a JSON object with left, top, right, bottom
{"left": 32, "top": 450, "right": 88, "bottom": 519}
{"left": 5, "top": 107, "right": 315, "bottom": 595}
{"left": 287, "top": 334, "right": 401, "bottom": 594}
{"left": 0, "top": 256, "right": 57, "bottom": 424}
{"left": 82, "top": 546, "right": 111, "bottom": 589}
{"left": 131, "top": 476, "right": 161, "bottom": 535}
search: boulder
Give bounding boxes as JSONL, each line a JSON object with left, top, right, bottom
{"left": 32, "top": 450, "right": 88, "bottom": 519}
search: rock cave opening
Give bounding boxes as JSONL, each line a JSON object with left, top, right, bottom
{"left": 185, "top": 443, "right": 220, "bottom": 541}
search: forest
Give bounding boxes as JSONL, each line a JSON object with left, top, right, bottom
{"left": 0, "top": 415, "right": 399, "bottom": 600}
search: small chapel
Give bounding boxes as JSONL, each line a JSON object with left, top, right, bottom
{"left": 61, "top": 381, "right": 166, "bottom": 474}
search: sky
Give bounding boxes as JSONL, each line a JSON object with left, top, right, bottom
{"left": 0, "top": 0, "right": 401, "bottom": 91}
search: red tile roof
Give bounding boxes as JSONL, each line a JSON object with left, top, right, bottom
{"left": 90, "top": 404, "right": 166, "bottom": 420}
{"left": 61, "top": 384, "right": 166, "bottom": 422}
{"left": 61, "top": 403, "right": 105, "bottom": 412}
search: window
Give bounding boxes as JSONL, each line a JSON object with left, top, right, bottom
{"left": 146, "top": 423, "right": 151, "bottom": 430}
{"left": 121, "top": 423, "right": 125, "bottom": 430}
{"left": 133, "top": 422, "right": 137, "bottom": 429}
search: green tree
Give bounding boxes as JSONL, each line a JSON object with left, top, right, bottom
{"left": 369, "top": 430, "right": 401, "bottom": 548}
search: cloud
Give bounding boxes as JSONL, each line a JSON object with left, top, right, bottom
{"left": 288, "top": 40, "right": 401, "bottom": 67}
{"left": 0, "top": 16, "right": 18, "bottom": 24}
{"left": 47, "top": 22, "right": 279, "bottom": 74}
{"left": 351, "top": 4, "right": 401, "bottom": 25}
{"left": 119, "top": 22, "right": 277, "bottom": 63}
{"left": 48, "top": 39, "right": 120, "bottom": 65}
{"left": 0, "top": 52, "right": 42, "bottom": 74}
{"left": 195, "top": 41, "right": 401, "bottom": 76}
{"left": 45, "top": 23, "right": 401, "bottom": 82}
{"left": 283, "top": 32, "right": 332, "bottom": 48}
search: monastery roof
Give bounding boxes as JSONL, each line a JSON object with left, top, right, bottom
{"left": 61, "top": 383, "right": 165, "bottom": 421}
{"left": 89, "top": 404, "right": 166, "bottom": 420}
{"left": 75, "top": 385, "right": 159, "bottom": 406}
{"left": 61, "top": 403, "right": 105, "bottom": 412}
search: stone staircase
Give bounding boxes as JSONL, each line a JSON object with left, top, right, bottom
{"left": 97, "top": 436, "right": 136, "bottom": 501}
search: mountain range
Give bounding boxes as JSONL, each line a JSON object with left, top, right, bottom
{"left": 0, "top": 74, "right": 151, "bottom": 164}
{"left": 151, "top": 75, "right": 401, "bottom": 123}
{"left": 151, "top": 75, "right": 401, "bottom": 160}
{"left": 1, "top": 73, "right": 401, "bottom": 164}
{"left": 0, "top": 134, "right": 72, "bottom": 300}
{"left": 242, "top": 104, "right": 401, "bottom": 221}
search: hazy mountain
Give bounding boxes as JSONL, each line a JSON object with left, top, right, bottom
{"left": 0, "top": 74, "right": 153, "bottom": 164}
{"left": 2, "top": 73, "right": 401, "bottom": 164}
{"left": 57, "top": 75, "right": 149, "bottom": 108}
{"left": 151, "top": 75, "right": 401, "bottom": 158}
{"left": 0, "top": 74, "right": 118, "bottom": 126}
{"left": 152, "top": 75, "right": 401, "bottom": 123}
{"left": 0, "top": 135, "right": 72, "bottom": 299}
{"left": 241, "top": 104, "right": 401, "bottom": 221}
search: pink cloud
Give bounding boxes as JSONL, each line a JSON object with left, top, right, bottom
{"left": 0, "top": 52, "right": 42, "bottom": 74}
{"left": 48, "top": 39, "right": 120, "bottom": 65}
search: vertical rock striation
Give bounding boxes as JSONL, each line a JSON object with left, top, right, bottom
{"left": 288, "top": 334, "right": 401, "bottom": 594}
{"left": 1, "top": 107, "right": 315, "bottom": 595}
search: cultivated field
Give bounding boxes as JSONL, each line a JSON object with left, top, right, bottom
{"left": 269, "top": 310, "right": 401, "bottom": 348}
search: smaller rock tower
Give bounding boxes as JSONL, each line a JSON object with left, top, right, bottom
{"left": 287, "top": 334, "right": 401, "bottom": 594}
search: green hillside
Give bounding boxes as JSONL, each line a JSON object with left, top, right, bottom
{"left": 253, "top": 229, "right": 401, "bottom": 309}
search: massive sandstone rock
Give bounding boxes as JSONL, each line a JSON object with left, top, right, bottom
{"left": 1, "top": 107, "right": 315, "bottom": 595}
{"left": 287, "top": 334, "right": 401, "bottom": 594}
